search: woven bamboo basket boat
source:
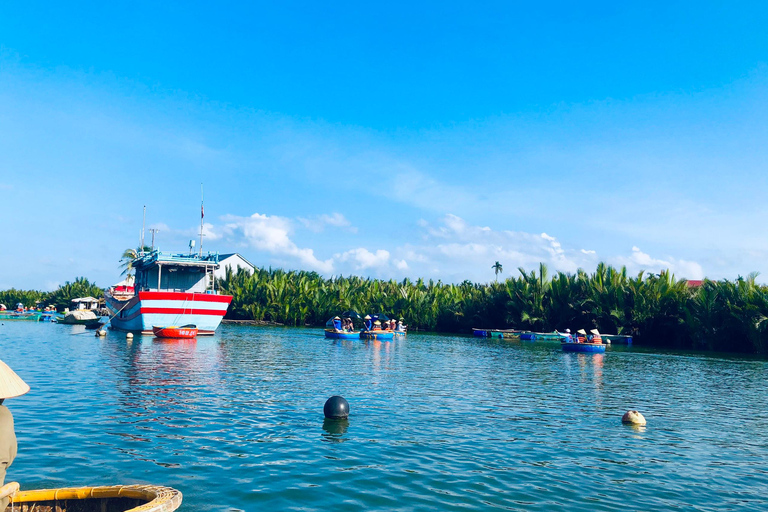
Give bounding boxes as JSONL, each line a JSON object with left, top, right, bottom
{"left": 2, "top": 483, "right": 182, "bottom": 511}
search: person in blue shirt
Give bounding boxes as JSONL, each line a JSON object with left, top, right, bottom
{"left": 364, "top": 315, "right": 372, "bottom": 331}
{"left": 332, "top": 316, "right": 342, "bottom": 331}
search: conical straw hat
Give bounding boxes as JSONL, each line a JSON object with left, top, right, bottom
{"left": 0, "top": 360, "right": 29, "bottom": 399}
{"left": 577, "top": 329, "right": 587, "bottom": 335}
{"left": 590, "top": 329, "right": 601, "bottom": 335}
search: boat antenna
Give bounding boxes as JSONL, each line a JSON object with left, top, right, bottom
{"left": 149, "top": 228, "right": 159, "bottom": 250}
{"left": 141, "top": 205, "right": 146, "bottom": 253}
{"left": 199, "top": 184, "right": 204, "bottom": 257}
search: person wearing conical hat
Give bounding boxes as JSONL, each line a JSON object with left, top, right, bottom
{"left": 364, "top": 315, "right": 372, "bottom": 331}
{"left": 576, "top": 329, "right": 587, "bottom": 343}
{"left": 0, "top": 359, "right": 29, "bottom": 512}
{"left": 373, "top": 320, "right": 382, "bottom": 331}
{"left": 589, "top": 329, "right": 603, "bottom": 344}
{"left": 332, "top": 316, "right": 342, "bottom": 331}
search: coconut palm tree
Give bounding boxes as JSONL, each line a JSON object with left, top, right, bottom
{"left": 492, "top": 261, "right": 503, "bottom": 282}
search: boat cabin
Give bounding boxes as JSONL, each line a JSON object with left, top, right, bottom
{"left": 132, "top": 250, "right": 222, "bottom": 294}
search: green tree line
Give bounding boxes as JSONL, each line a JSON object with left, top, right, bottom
{"left": 219, "top": 263, "right": 768, "bottom": 354}
{"left": 0, "top": 277, "right": 103, "bottom": 312}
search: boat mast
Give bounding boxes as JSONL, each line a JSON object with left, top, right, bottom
{"left": 141, "top": 205, "right": 146, "bottom": 253}
{"left": 199, "top": 184, "right": 204, "bottom": 257}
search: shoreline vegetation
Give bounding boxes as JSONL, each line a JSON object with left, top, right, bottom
{"left": 0, "top": 277, "right": 102, "bottom": 313}
{"left": 3, "top": 263, "right": 768, "bottom": 354}
{"left": 218, "top": 263, "right": 768, "bottom": 355}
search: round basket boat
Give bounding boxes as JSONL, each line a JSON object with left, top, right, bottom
{"left": 7, "top": 484, "right": 182, "bottom": 512}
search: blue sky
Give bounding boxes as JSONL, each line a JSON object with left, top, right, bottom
{"left": 2, "top": 2, "right": 768, "bottom": 290}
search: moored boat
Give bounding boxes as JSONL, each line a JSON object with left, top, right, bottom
{"left": 152, "top": 325, "right": 198, "bottom": 338}
{"left": 6, "top": 483, "right": 182, "bottom": 511}
{"left": 473, "top": 328, "right": 522, "bottom": 339}
{"left": 105, "top": 250, "right": 232, "bottom": 336}
{"left": 57, "top": 310, "right": 101, "bottom": 326}
{"left": 561, "top": 341, "right": 606, "bottom": 353}
{"left": 0, "top": 311, "right": 41, "bottom": 322}
{"left": 603, "top": 334, "right": 633, "bottom": 345}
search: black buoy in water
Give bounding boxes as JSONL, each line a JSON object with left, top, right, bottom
{"left": 324, "top": 395, "right": 349, "bottom": 419}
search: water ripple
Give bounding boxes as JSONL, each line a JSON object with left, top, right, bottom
{"left": 0, "top": 322, "right": 767, "bottom": 510}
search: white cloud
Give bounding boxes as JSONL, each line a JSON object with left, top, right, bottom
{"left": 581, "top": 249, "right": 596, "bottom": 255}
{"left": 612, "top": 246, "right": 704, "bottom": 280}
{"left": 222, "top": 213, "right": 334, "bottom": 272}
{"left": 297, "top": 212, "right": 357, "bottom": 233}
{"left": 394, "top": 259, "right": 409, "bottom": 270}
{"left": 337, "top": 248, "right": 390, "bottom": 269}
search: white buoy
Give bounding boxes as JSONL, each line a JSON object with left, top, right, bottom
{"left": 126, "top": 332, "right": 133, "bottom": 339}
{"left": 622, "top": 410, "right": 646, "bottom": 425}
{"left": 97, "top": 329, "right": 107, "bottom": 337}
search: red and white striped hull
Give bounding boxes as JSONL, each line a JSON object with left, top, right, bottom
{"left": 105, "top": 291, "right": 232, "bottom": 335}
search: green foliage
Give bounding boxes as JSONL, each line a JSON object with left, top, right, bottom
{"left": 7, "top": 263, "right": 768, "bottom": 354}
{"left": 0, "top": 277, "right": 103, "bottom": 312}
{"left": 219, "top": 264, "right": 768, "bottom": 354}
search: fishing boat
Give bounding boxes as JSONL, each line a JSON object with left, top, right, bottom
{"left": 152, "top": 325, "right": 198, "bottom": 338}
{"left": 5, "top": 483, "right": 182, "bottom": 511}
{"left": 57, "top": 310, "right": 102, "bottom": 327}
{"left": 105, "top": 250, "right": 232, "bottom": 336}
{"left": 561, "top": 341, "right": 606, "bottom": 353}
{"left": 0, "top": 311, "right": 42, "bottom": 322}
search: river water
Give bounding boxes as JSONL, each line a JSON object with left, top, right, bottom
{"left": 0, "top": 321, "right": 766, "bottom": 511}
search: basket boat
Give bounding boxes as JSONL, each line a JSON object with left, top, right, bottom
{"left": 324, "top": 329, "right": 359, "bottom": 340}
{"left": 359, "top": 330, "right": 395, "bottom": 340}
{"left": 561, "top": 341, "right": 606, "bottom": 353}
{"left": 5, "top": 483, "right": 182, "bottom": 512}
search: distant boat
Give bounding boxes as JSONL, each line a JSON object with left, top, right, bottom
{"left": 602, "top": 334, "right": 633, "bottom": 345}
{"left": 473, "top": 328, "right": 522, "bottom": 339}
{"left": 152, "top": 325, "right": 199, "bottom": 338}
{"left": 0, "top": 311, "right": 41, "bottom": 321}
{"left": 6, "top": 483, "right": 182, "bottom": 511}
{"left": 57, "top": 310, "right": 102, "bottom": 326}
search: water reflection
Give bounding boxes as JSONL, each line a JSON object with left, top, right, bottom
{"left": 321, "top": 418, "right": 349, "bottom": 442}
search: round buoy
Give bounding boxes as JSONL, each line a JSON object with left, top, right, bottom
{"left": 324, "top": 396, "right": 350, "bottom": 419}
{"left": 126, "top": 332, "right": 133, "bottom": 339}
{"left": 97, "top": 330, "right": 106, "bottom": 337}
{"left": 622, "top": 410, "right": 646, "bottom": 425}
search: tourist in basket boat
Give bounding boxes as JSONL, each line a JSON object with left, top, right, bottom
{"left": 364, "top": 315, "right": 372, "bottom": 331}
{"left": 0, "top": 359, "right": 29, "bottom": 511}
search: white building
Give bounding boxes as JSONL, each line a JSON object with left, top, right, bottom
{"left": 71, "top": 297, "right": 100, "bottom": 310}
{"left": 214, "top": 253, "right": 256, "bottom": 281}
